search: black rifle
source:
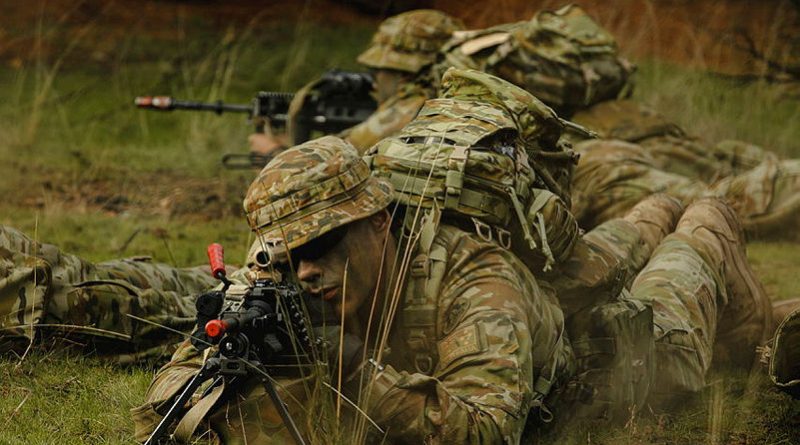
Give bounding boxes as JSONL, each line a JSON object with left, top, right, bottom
{"left": 144, "top": 245, "right": 317, "bottom": 445}
{"left": 135, "top": 70, "right": 377, "bottom": 169}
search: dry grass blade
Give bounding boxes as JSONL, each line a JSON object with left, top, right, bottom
{"left": 15, "top": 214, "right": 39, "bottom": 370}
{"left": 336, "top": 257, "right": 349, "bottom": 423}
{"left": 3, "top": 390, "right": 32, "bottom": 431}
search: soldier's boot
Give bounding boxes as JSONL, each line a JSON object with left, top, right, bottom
{"left": 772, "top": 298, "right": 800, "bottom": 335}
{"left": 672, "top": 197, "right": 773, "bottom": 368}
{"left": 767, "top": 307, "right": 800, "bottom": 399}
{"left": 621, "top": 193, "right": 684, "bottom": 253}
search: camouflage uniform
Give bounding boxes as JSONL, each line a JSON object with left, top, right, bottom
{"left": 134, "top": 136, "right": 572, "bottom": 444}
{"left": 570, "top": 137, "right": 800, "bottom": 238}
{"left": 134, "top": 70, "right": 778, "bottom": 444}
{"left": 0, "top": 225, "right": 216, "bottom": 363}
{"left": 339, "top": 10, "right": 464, "bottom": 152}
{"left": 570, "top": 99, "right": 778, "bottom": 181}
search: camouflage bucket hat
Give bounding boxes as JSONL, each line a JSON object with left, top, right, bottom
{"left": 243, "top": 136, "right": 393, "bottom": 251}
{"left": 770, "top": 307, "right": 800, "bottom": 398}
{"left": 357, "top": 9, "right": 464, "bottom": 73}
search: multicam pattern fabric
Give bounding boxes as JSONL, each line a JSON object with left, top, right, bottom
{"left": 627, "top": 199, "right": 773, "bottom": 405}
{"left": 243, "top": 136, "right": 393, "bottom": 252}
{"left": 370, "top": 68, "right": 580, "bottom": 271}
{"left": 356, "top": 9, "right": 464, "bottom": 74}
{"left": 570, "top": 139, "right": 800, "bottom": 238}
{"left": 133, "top": 223, "right": 573, "bottom": 444}
{"left": 438, "top": 67, "right": 565, "bottom": 150}
{"left": 0, "top": 225, "right": 216, "bottom": 363}
{"left": 370, "top": 96, "right": 525, "bottom": 225}
{"left": 433, "top": 5, "right": 635, "bottom": 116}
{"left": 339, "top": 81, "right": 435, "bottom": 153}
{"left": 570, "top": 99, "right": 784, "bottom": 180}
{"left": 366, "top": 224, "right": 571, "bottom": 443}
{"left": 438, "top": 67, "right": 581, "bottom": 203}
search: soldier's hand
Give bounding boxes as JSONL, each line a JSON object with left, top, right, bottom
{"left": 248, "top": 133, "right": 287, "bottom": 156}
{"left": 313, "top": 325, "right": 365, "bottom": 381}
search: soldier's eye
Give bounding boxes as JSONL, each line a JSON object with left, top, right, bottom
{"left": 289, "top": 225, "right": 349, "bottom": 266}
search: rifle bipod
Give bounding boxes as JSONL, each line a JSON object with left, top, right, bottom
{"left": 144, "top": 351, "right": 306, "bottom": 445}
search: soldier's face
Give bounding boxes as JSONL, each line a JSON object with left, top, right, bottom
{"left": 294, "top": 212, "right": 391, "bottom": 321}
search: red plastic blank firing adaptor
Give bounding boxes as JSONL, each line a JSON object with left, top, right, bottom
{"left": 207, "top": 243, "right": 226, "bottom": 279}
{"left": 205, "top": 319, "right": 228, "bottom": 338}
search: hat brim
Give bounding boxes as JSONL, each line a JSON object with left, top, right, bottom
{"left": 357, "top": 44, "right": 433, "bottom": 73}
{"left": 256, "top": 176, "right": 394, "bottom": 253}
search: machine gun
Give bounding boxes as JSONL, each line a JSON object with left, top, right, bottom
{"left": 135, "top": 70, "right": 377, "bottom": 169}
{"left": 144, "top": 244, "right": 318, "bottom": 445}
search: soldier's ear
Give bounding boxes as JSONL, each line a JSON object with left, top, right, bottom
{"left": 368, "top": 209, "right": 391, "bottom": 233}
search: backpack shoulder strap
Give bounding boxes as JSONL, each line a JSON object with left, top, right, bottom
{"left": 401, "top": 206, "right": 454, "bottom": 375}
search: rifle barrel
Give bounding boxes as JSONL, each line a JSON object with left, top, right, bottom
{"left": 135, "top": 96, "right": 252, "bottom": 115}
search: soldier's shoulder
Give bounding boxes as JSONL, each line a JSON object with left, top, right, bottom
{"left": 435, "top": 223, "right": 536, "bottom": 290}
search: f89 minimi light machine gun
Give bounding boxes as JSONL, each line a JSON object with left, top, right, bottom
{"left": 144, "top": 244, "right": 315, "bottom": 445}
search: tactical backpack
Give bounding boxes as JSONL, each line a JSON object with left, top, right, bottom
{"left": 434, "top": 5, "right": 635, "bottom": 116}
{"left": 369, "top": 71, "right": 581, "bottom": 273}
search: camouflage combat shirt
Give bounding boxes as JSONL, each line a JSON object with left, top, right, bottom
{"left": 135, "top": 223, "right": 572, "bottom": 444}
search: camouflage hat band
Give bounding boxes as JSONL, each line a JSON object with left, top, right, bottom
{"left": 372, "top": 32, "right": 444, "bottom": 53}
{"left": 250, "top": 178, "right": 368, "bottom": 232}
{"left": 246, "top": 160, "right": 371, "bottom": 230}
{"left": 254, "top": 176, "right": 393, "bottom": 251}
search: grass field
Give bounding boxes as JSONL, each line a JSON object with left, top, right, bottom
{"left": 0, "top": 5, "right": 799, "bottom": 445}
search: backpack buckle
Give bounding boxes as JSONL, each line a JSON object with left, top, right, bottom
{"left": 471, "top": 217, "right": 493, "bottom": 242}
{"left": 410, "top": 253, "right": 430, "bottom": 278}
{"left": 496, "top": 227, "right": 511, "bottom": 249}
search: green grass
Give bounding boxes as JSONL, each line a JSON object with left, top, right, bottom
{"left": 0, "top": 4, "right": 799, "bottom": 445}
{"left": 1, "top": 352, "right": 151, "bottom": 445}
{"left": 634, "top": 60, "right": 800, "bottom": 158}
{"left": 749, "top": 242, "right": 800, "bottom": 302}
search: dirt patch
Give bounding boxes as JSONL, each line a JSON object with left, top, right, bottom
{"left": 8, "top": 160, "right": 251, "bottom": 221}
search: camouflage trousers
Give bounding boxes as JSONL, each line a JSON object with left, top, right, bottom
{"left": 571, "top": 139, "right": 800, "bottom": 239}
{"left": 553, "top": 195, "right": 772, "bottom": 412}
{"left": 0, "top": 225, "right": 216, "bottom": 363}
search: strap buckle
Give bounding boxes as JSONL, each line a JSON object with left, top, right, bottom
{"left": 496, "top": 227, "right": 512, "bottom": 249}
{"left": 471, "top": 217, "right": 493, "bottom": 243}
{"left": 414, "top": 354, "right": 434, "bottom": 375}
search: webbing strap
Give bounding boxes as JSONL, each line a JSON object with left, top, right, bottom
{"left": 403, "top": 210, "right": 452, "bottom": 375}
{"left": 173, "top": 382, "right": 226, "bottom": 442}
{"left": 386, "top": 171, "right": 511, "bottom": 221}
{"left": 507, "top": 187, "right": 537, "bottom": 251}
{"left": 444, "top": 146, "right": 469, "bottom": 209}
